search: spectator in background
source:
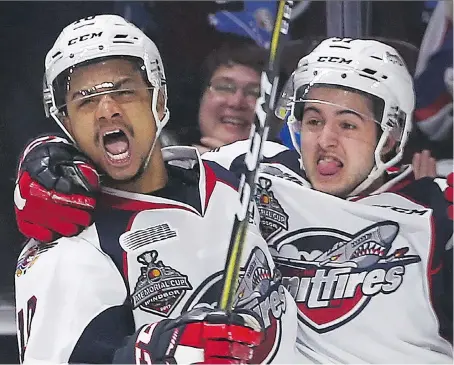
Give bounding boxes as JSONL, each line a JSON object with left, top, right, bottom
{"left": 187, "top": 41, "right": 267, "bottom": 153}
{"left": 412, "top": 0, "right": 453, "bottom": 175}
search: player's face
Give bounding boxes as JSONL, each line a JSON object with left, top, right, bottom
{"left": 64, "top": 58, "right": 163, "bottom": 182}
{"left": 198, "top": 64, "right": 260, "bottom": 145}
{"left": 299, "top": 87, "right": 380, "bottom": 198}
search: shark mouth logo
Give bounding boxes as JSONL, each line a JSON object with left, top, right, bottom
{"left": 182, "top": 248, "right": 286, "bottom": 364}
{"left": 271, "top": 221, "right": 421, "bottom": 332}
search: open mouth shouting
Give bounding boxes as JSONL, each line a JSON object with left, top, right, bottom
{"left": 101, "top": 128, "right": 132, "bottom": 167}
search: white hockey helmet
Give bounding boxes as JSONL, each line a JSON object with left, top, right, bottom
{"left": 43, "top": 14, "right": 169, "bottom": 144}
{"left": 276, "top": 37, "right": 415, "bottom": 196}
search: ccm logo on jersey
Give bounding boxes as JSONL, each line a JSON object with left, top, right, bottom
{"left": 182, "top": 247, "right": 286, "bottom": 364}
{"left": 272, "top": 221, "right": 421, "bottom": 332}
{"left": 374, "top": 204, "right": 429, "bottom": 215}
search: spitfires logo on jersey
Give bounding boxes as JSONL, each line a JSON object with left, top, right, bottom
{"left": 182, "top": 247, "right": 286, "bottom": 364}
{"left": 255, "top": 177, "right": 289, "bottom": 240}
{"left": 271, "top": 221, "right": 421, "bottom": 332}
{"left": 132, "top": 250, "right": 192, "bottom": 317}
{"left": 16, "top": 242, "right": 57, "bottom": 277}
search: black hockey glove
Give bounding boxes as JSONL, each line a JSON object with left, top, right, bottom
{"left": 15, "top": 135, "right": 100, "bottom": 242}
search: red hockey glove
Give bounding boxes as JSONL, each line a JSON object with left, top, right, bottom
{"left": 445, "top": 172, "right": 453, "bottom": 220}
{"left": 14, "top": 136, "right": 100, "bottom": 242}
{"left": 113, "top": 307, "right": 264, "bottom": 364}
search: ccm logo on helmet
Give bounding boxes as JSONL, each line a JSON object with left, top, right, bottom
{"left": 68, "top": 32, "right": 103, "bottom": 46}
{"left": 317, "top": 56, "right": 352, "bottom": 64}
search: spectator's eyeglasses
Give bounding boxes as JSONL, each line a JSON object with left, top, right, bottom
{"left": 208, "top": 80, "right": 261, "bottom": 100}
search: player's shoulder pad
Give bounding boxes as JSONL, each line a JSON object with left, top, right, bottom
{"left": 161, "top": 145, "right": 241, "bottom": 190}
{"left": 396, "top": 176, "right": 446, "bottom": 206}
{"left": 16, "top": 225, "right": 120, "bottom": 286}
{"left": 16, "top": 230, "right": 98, "bottom": 280}
{"left": 162, "top": 145, "right": 202, "bottom": 170}
{"left": 203, "top": 140, "right": 302, "bottom": 180}
{"left": 434, "top": 177, "right": 448, "bottom": 191}
{"left": 394, "top": 177, "right": 452, "bottom": 237}
{"left": 202, "top": 140, "right": 289, "bottom": 169}
{"left": 203, "top": 160, "right": 241, "bottom": 191}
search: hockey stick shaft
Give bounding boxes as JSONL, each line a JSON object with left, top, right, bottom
{"left": 219, "top": 0, "right": 294, "bottom": 312}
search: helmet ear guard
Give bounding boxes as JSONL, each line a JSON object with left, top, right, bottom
{"left": 43, "top": 76, "right": 52, "bottom": 119}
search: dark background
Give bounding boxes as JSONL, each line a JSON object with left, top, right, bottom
{"left": 0, "top": 1, "right": 438, "bottom": 362}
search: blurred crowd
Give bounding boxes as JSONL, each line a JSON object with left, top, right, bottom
{"left": 0, "top": 1, "right": 452, "bottom": 362}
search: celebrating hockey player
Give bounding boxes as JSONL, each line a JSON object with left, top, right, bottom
{"left": 13, "top": 14, "right": 305, "bottom": 364}
{"left": 12, "top": 25, "right": 453, "bottom": 364}
{"left": 204, "top": 37, "right": 453, "bottom": 363}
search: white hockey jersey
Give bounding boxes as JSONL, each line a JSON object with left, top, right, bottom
{"left": 14, "top": 146, "right": 306, "bottom": 364}
{"left": 203, "top": 140, "right": 453, "bottom": 364}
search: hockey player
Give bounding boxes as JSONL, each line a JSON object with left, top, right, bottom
{"left": 13, "top": 37, "right": 453, "bottom": 362}
{"left": 13, "top": 14, "right": 304, "bottom": 364}
{"left": 204, "top": 38, "right": 453, "bottom": 363}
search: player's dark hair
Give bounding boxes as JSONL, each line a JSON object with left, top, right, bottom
{"left": 294, "top": 83, "right": 385, "bottom": 124}
{"left": 52, "top": 56, "right": 150, "bottom": 115}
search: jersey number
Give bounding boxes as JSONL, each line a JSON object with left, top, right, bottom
{"left": 17, "top": 296, "right": 37, "bottom": 363}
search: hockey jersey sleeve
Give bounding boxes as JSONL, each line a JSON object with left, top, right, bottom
{"left": 398, "top": 177, "right": 453, "bottom": 342}
{"left": 15, "top": 230, "right": 133, "bottom": 364}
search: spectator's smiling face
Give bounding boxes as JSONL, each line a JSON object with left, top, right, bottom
{"left": 198, "top": 64, "right": 260, "bottom": 145}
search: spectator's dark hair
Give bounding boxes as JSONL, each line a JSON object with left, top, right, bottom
{"left": 200, "top": 37, "right": 267, "bottom": 91}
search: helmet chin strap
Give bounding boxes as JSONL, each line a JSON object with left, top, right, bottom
{"left": 47, "top": 81, "right": 77, "bottom": 144}
{"left": 141, "top": 87, "right": 170, "bottom": 173}
{"left": 50, "top": 109, "right": 76, "bottom": 144}
{"left": 50, "top": 87, "right": 170, "bottom": 182}
{"left": 348, "top": 129, "right": 392, "bottom": 197}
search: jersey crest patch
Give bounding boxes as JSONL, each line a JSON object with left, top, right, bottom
{"left": 132, "top": 250, "right": 192, "bottom": 317}
{"left": 272, "top": 221, "right": 421, "bottom": 332}
{"left": 16, "top": 242, "right": 57, "bottom": 277}
{"left": 255, "top": 177, "right": 289, "bottom": 240}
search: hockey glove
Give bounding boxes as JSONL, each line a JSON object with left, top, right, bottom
{"left": 14, "top": 136, "right": 100, "bottom": 242}
{"left": 445, "top": 172, "right": 453, "bottom": 220}
{"left": 113, "top": 307, "right": 264, "bottom": 364}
